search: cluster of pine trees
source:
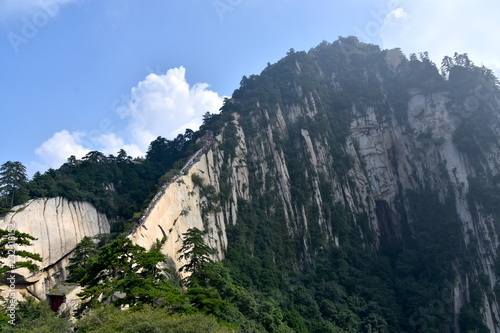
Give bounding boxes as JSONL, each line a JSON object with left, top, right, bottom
{"left": 0, "top": 227, "right": 308, "bottom": 332}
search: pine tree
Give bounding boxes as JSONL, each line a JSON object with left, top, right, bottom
{"left": 0, "top": 161, "right": 28, "bottom": 208}
{"left": 75, "top": 238, "right": 184, "bottom": 312}
{"left": 178, "top": 228, "right": 216, "bottom": 286}
{"left": 66, "top": 236, "right": 98, "bottom": 283}
{"left": 0, "top": 229, "right": 42, "bottom": 273}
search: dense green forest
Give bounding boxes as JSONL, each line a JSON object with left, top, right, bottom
{"left": 0, "top": 128, "right": 210, "bottom": 234}
{"left": 1, "top": 36, "right": 500, "bottom": 332}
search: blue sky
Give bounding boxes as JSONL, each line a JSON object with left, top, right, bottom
{"left": 1, "top": 0, "right": 499, "bottom": 176}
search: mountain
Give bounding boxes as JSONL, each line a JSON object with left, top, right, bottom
{"left": 3, "top": 36, "right": 500, "bottom": 332}
{"left": 158, "top": 36, "right": 499, "bottom": 332}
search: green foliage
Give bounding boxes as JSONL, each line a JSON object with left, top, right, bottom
{"left": 186, "top": 286, "right": 231, "bottom": 317}
{"left": 0, "top": 298, "right": 70, "bottom": 332}
{"left": 444, "top": 54, "right": 500, "bottom": 164}
{"left": 191, "top": 173, "right": 205, "bottom": 188}
{"left": 468, "top": 176, "right": 500, "bottom": 217}
{"left": 459, "top": 306, "right": 489, "bottom": 333}
{"left": 0, "top": 161, "right": 29, "bottom": 209}
{"left": 0, "top": 229, "right": 42, "bottom": 273}
{"left": 70, "top": 233, "right": 266, "bottom": 332}
{"left": 223, "top": 184, "right": 400, "bottom": 331}
{"left": 283, "top": 310, "right": 308, "bottom": 333}
{"left": 385, "top": 189, "right": 464, "bottom": 329}
{"left": 146, "top": 131, "right": 194, "bottom": 168}
{"left": 200, "top": 108, "right": 234, "bottom": 135}
{"left": 185, "top": 261, "right": 298, "bottom": 332}
{"left": 27, "top": 129, "right": 200, "bottom": 220}
{"left": 453, "top": 113, "right": 497, "bottom": 160}
{"left": 75, "top": 305, "right": 235, "bottom": 333}
{"left": 66, "top": 236, "right": 98, "bottom": 283}
{"left": 74, "top": 237, "right": 186, "bottom": 312}
{"left": 221, "top": 121, "right": 239, "bottom": 158}
{"left": 178, "top": 228, "right": 216, "bottom": 286}
{"left": 160, "top": 169, "right": 181, "bottom": 185}
{"left": 406, "top": 189, "right": 462, "bottom": 279}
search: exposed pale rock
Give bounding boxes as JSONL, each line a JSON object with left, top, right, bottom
{"left": 128, "top": 115, "right": 249, "bottom": 276}
{"left": 0, "top": 197, "right": 109, "bottom": 299}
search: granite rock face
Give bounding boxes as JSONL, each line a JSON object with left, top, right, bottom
{"left": 0, "top": 197, "right": 109, "bottom": 299}
{"left": 129, "top": 120, "right": 250, "bottom": 276}
{"left": 127, "top": 47, "right": 500, "bottom": 330}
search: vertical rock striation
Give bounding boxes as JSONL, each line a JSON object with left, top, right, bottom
{"left": 129, "top": 119, "right": 250, "bottom": 276}
{"left": 0, "top": 197, "right": 109, "bottom": 299}
{"left": 134, "top": 39, "right": 500, "bottom": 331}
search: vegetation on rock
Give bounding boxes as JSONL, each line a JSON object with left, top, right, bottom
{"left": 1, "top": 36, "right": 500, "bottom": 332}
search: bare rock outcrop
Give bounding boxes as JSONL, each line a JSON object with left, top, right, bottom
{"left": 129, "top": 117, "right": 249, "bottom": 277}
{"left": 0, "top": 197, "right": 109, "bottom": 300}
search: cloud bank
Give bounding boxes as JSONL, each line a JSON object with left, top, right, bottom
{"left": 118, "top": 66, "right": 224, "bottom": 152}
{"left": 32, "top": 67, "right": 224, "bottom": 173}
{"left": 379, "top": 0, "right": 500, "bottom": 76}
{"left": 33, "top": 130, "right": 89, "bottom": 171}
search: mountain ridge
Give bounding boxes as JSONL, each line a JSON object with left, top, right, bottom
{"left": 2, "top": 36, "right": 500, "bottom": 332}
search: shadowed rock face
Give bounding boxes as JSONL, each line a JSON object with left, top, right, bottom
{"left": 0, "top": 197, "right": 109, "bottom": 299}
{"left": 127, "top": 43, "right": 500, "bottom": 331}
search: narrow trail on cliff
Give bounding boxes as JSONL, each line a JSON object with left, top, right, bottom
{"left": 131, "top": 135, "right": 218, "bottom": 234}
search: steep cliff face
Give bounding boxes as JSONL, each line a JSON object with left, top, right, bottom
{"left": 138, "top": 38, "right": 500, "bottom": 331}
{"left": 351, "top": 90, "right": 500, "bottom": 330}
{"left": 129, "top": 122, "right": 249, "bottom": 275}
{"left": 0, "top": 197, "right": 109, "bottom": 299}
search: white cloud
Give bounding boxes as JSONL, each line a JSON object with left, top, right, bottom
{"left": 33, "top": 130, "right": 90, "bottom": 171}
{"left": 119, "top": 66, "right": 225, "bottom": 152}
{"left": 95, "top": 133, "right": 143, "bottom": 157}
{"left": 380, "top": 0, "right": 500, "bottom": 77}
{"left": 31, "top": 67, "right": 224, "bottom": 173}
{"left": 31, "top": 131, "right": 143, "bottom": 174}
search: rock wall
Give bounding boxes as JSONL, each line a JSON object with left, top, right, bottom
{"left": 128, "top": 116, "right": 249, "bottom": 276}
{"left": 126, "top": 56, "right": 500, "bottom": 330}
{"left": 214, "top": 79, "right": 500, "bottom": 330}
{"left": 238, "top": 91, "right": 500, "bottom": 330}
{"left": 0, "top": 197, "right": 109, "bottom": 300}
{"left": 348, "top": 91, "right": 500, "bottom": 332}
